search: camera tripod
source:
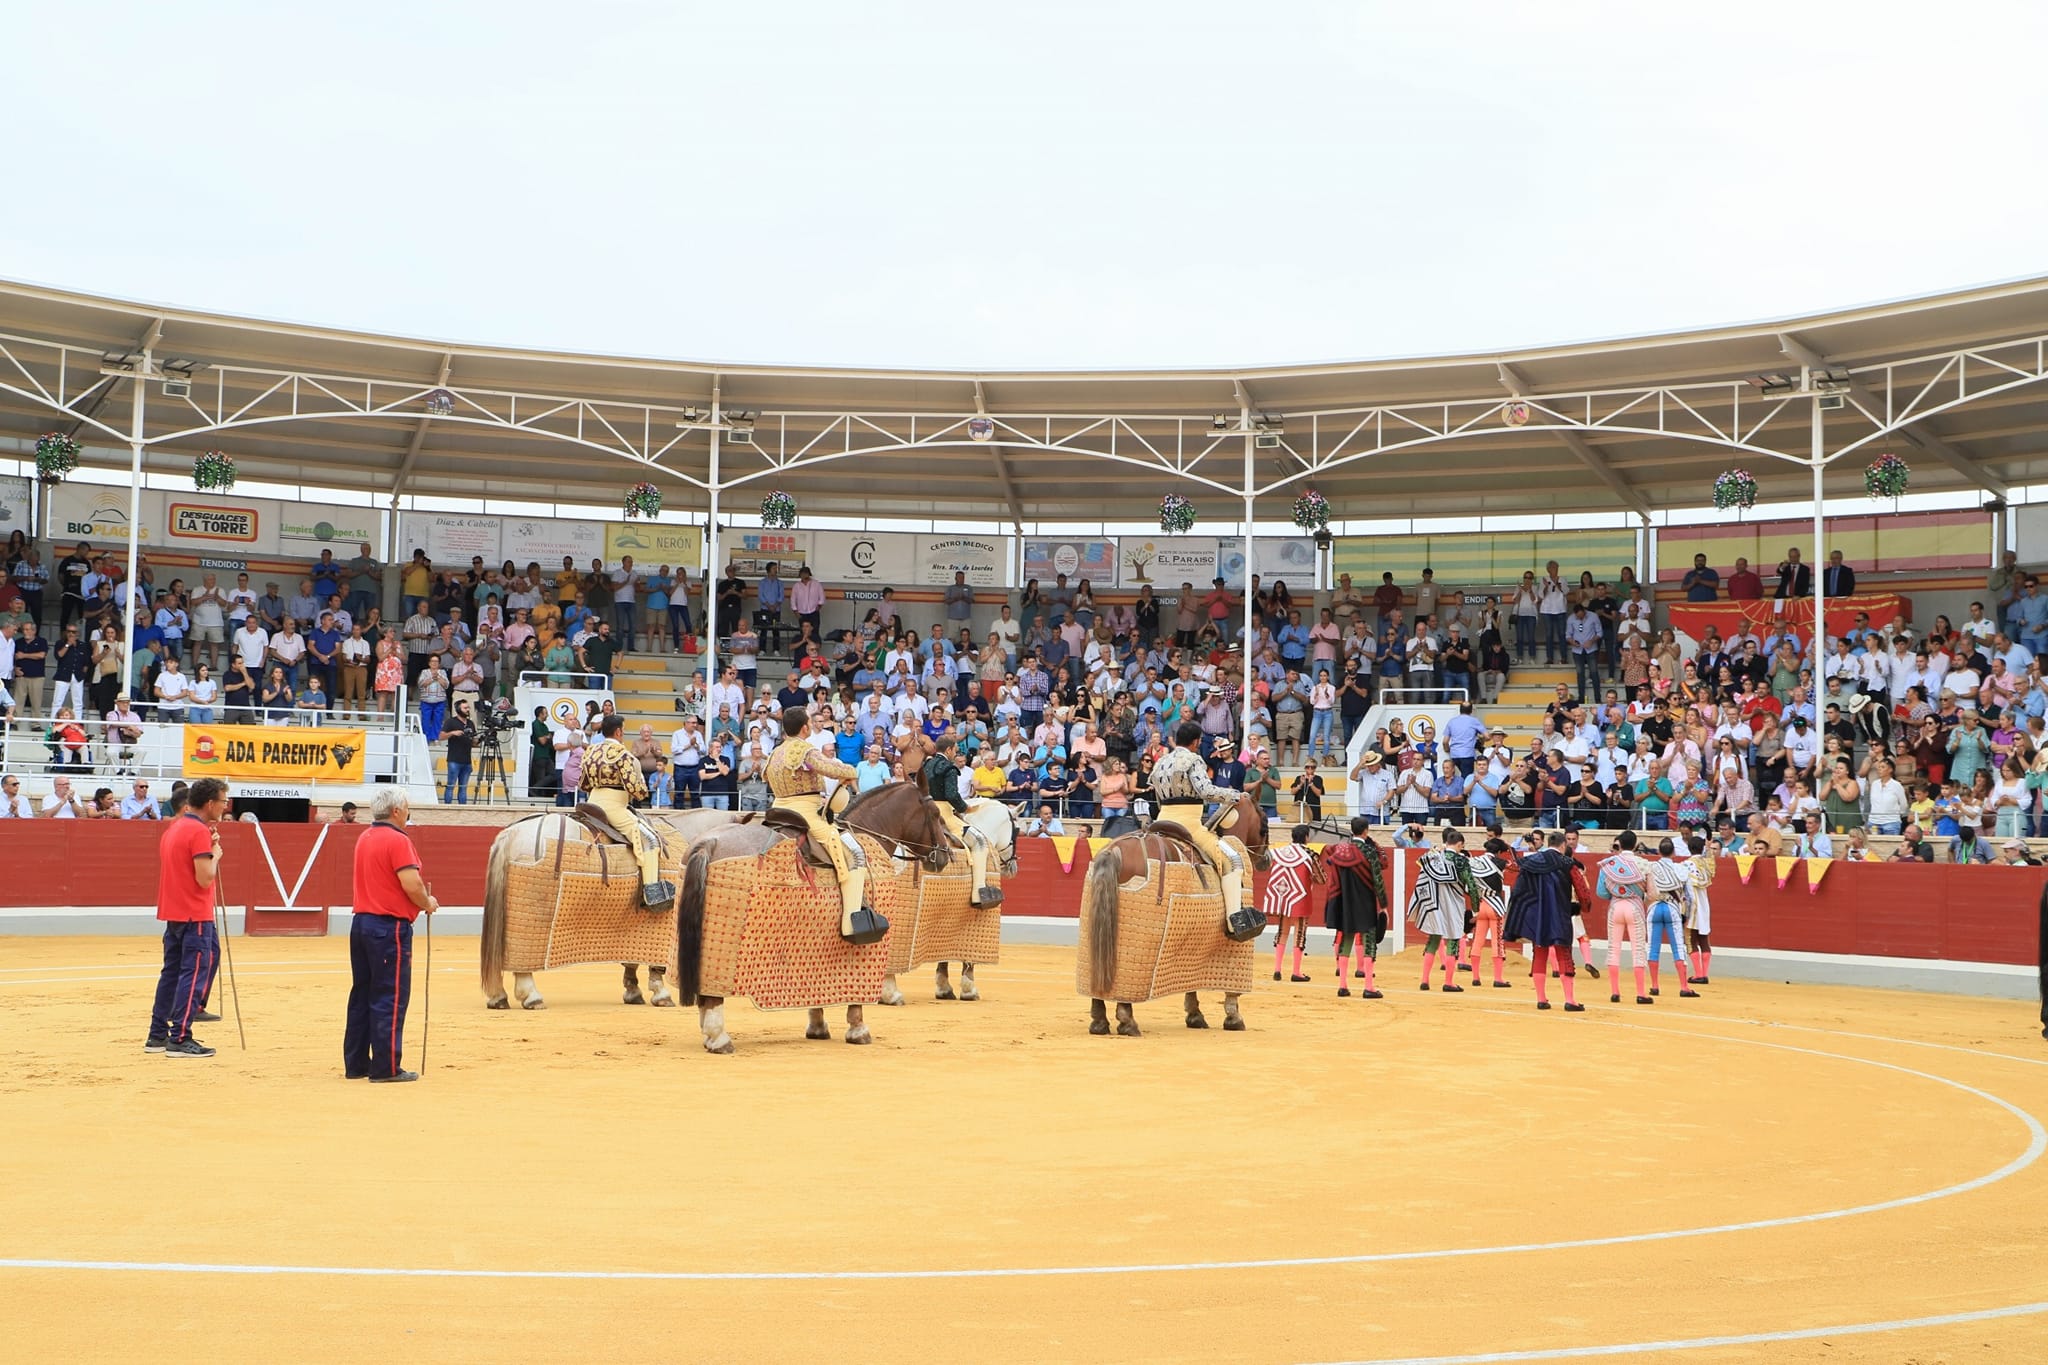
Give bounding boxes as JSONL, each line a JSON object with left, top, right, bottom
{"left": 473, "top": 726, "right": 514, "bottom": 806}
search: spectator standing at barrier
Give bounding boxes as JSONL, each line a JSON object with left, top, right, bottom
{"left": 0, "top": 774, "right": 31, "bottom": 818}
{"left": 144, "top": 776, "right": 228, "bottom": 1059}
{"left": 1775, "top": 548, "right": 1812, "bottom": 600}
{"left": 1824, "top": 551, "right": 1857, "bottom": 598}
{"left": 1566, "top": 601, "right": 1604, "bottom": 698}
{"left": 342, "top": 788, "right": 435, "bottom": 1083}
{"left": 1682, "top": 554, "right": 1720, "bottom": 602}
{"left": 609, "top": 555, "right": 641, "bottom": 653}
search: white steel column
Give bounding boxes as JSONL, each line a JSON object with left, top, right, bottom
{"left": 702, "top": 388, "right": 722, "bottom": 684}
{"left": 122, "top": 357, "right": 149, "bottom": 678}
{"left": 1240, "top": 409, "right": 1257, "bottom": 744}
{"left": 1811, "top": 400, "right": 1826, "bottom": 662}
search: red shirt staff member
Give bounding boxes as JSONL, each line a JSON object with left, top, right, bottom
{"left": 344, "top": 789, "right": 438, "bottom": 1083}
{"left": 146, "top": 777, "right": 230, "bottom": 1059}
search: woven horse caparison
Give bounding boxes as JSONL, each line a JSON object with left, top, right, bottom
{"left": 1076, "top": 792, "right": 1270, "bottom": 1036}
{"left": 669, "top": 784, "right": 945, "bottom": 1052}
{"left": 480, "top": 808, "right": 736, "bottom": 1010}
{"left": 839, "top": 783, "right": 1017, "bottom": 1005}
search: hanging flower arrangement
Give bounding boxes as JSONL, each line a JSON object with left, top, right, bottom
{"left": 1712, "top": 468, "right": 1758, "bottom": 511}
{"left": 1291, "top": 488, "right": 1331, "bottom": 530}
{"left": 34, "top": 432, "right": 79, "bottom": 484}
{"left": 193, "top": 449, "right": 237, "bottom": 492}
{"left": 623, "top": 481, "right": 662, "bottom": 518}
{"left": 1159, "top": 493, "right": 1197, "bottom": 534}
{"left": 1864, "top": 452, "right": 1910, "bottom": 500}
{"left": 760, "top": 489, "right": 797, "bottom": 528}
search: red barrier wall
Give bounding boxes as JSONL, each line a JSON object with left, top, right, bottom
{"left": 2, "top": 829, "right": 2039, "bottom": 969}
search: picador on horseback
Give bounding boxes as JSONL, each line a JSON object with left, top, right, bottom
{"left": 1151, "top": 721, "right": 1251, "bottom": 937}
{"left": 921, "top": 733, "right": 1003, "bottom": 909}
{"left": 764, "top": 708, "right": 886, "bottom": 943}
{"left": 578, "top": 713, "right": 675, "bottom": 909}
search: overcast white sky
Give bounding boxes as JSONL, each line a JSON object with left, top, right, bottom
{"left": 7, "top": 2, "right": 2047, "bottom": 371}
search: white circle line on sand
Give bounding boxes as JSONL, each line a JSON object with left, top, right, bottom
{"left": 1311, "top": 1299, "right": 2048, "bottom": 1365}
{"left": 0, "top": 1020, "right": 2040, "bottom": 1284}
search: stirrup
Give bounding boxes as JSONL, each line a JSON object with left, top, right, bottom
{"left": 640, "top": 880, "right": 677, "bottom": 909}
{"left": 1223, "top": 906, "right": 1263, "bottom": 942}
{"left": 841, "top": 906, "right": 890, "bottom": 945}
{"left": 970, "top": 885, "right": 1004, "bottom": 908}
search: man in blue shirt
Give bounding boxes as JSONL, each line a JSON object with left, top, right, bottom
{"left": 308, "top": 610, "right": 343, "bottom": 695}
{"left": 1681, "top": 554, "right": 1721, "bottom": 602}
{"left": 1442, "top": 701, "right": 1486, "bottom": 778}
{"left": 2016, "top": 577, "right": 2048, "bottom": 655}
{"left": 854, "top": 743, "right": 892, "bottom": 793}
{"left": 311, "top": 551, "right": 342, "bottom": 601}
{"left": 755, "top": 563, "right": 786, "bottom": 652}
{"left": 1277, "top": 611, "right": 1311, "bottom": 672}
{"left": 1003, "top": 760, "right": 1038, "bottom": 808}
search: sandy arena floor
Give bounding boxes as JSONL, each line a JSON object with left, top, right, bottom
{"left": 3, "top": 933, "right": 2046, "bottom": 1364}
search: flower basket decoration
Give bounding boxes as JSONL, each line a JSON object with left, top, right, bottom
{"left": 1291, "top": 488, "right": 1331, "bottom": 531}
{"left": 193, "top": 449, "right": 237, "bottom": 492}
{"left": 34, "top": 432, "right": 79, "bottom": 485}
{"left": 1864, "top": 452, "right": 1910, "bottom": 501}
{"left": 1712, "top": 467, "right": 1758, "bottom": 513}
{"left": 623, "top": 481, "right": 662, "bottom": 519}
{"left": 760, "top": 489, "right": 797, "bottom": 529}
{"left": 1158, "top": 493, "right": 1197, "bottom": 534}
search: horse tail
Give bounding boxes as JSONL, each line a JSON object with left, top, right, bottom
{"left": 1083, "top": 841, "right": 1123, "bottom": 998}
{"left": 480, "top": 826, "right": 513, "bottom": 999}
{"left": 675, "top": 841, "right": 713, "bottom": 1006}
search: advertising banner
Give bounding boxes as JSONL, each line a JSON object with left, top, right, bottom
{"left": 1117, "top": 535, "right": 1218, "bottom": 587}
{"left": 604, "top": 519, "right": 703, "bottom": 570}
{"left": 0, "top": 475, "right": 33, "bottom": 535}
{"left": 182, "top": 723, "right": 369, "bottom": 783}
{"left": 46, "top": 483, "right": 160, "bottom": 545}
{"left": 721, "top": 529, "right": 810, "bottom": 578}
{"left": 275, "top": 502, "right": 378, "bottom": 552}
{"left": 1023, "top": 538, "right": 1117, "bottom": 586}
{"left": 915, "top": 534, "right": 1009, "bottom": 587}
{"left": 411, "top": 512, "right": 503, "bottom": 564}
{"left": 503, "top": 515, "right": 605, "bottom": 568}
{"left": 49, "top": 484, "right": 382, "bottom": 559}
{"left": 1215, "top": 534, "right": 1319, "bottom": 590}
{"left": 812, "top": 530, "right": 915, "bottom": 585}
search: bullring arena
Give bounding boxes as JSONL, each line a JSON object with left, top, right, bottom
{"left": 6, "top": 27, "right": 2048, "bottom": 1357}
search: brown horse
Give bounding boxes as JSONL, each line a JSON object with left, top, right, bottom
{"left": 671, "top": 780, "right": 947, "bottom": 1052}
{"left": 1080, "top": 791, "right": 1271, "bottom": 1036}
{"left": 838, "top": 783, "right": 1016, "bottom": 1004}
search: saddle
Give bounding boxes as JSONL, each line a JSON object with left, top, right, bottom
{"left": 741, "top": 807, "right": 841, "bottom": 870}
{"left": 571, "top": 803, "right": 635, "bottom": 847}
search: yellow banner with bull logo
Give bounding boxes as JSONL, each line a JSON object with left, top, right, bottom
{"left": 181, "top": 724, "right": 368, "bottom": 783}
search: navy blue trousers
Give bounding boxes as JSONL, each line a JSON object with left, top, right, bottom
{"left": 150, "top": 920, "right": 219, "bottom": 1044}
{"left": 343, "top": 913, "right": 414, "bottom": 1079}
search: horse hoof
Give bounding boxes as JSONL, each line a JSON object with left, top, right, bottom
{"left": 486, "top": 998, "right": 509, "bottom": 1010}
{"left": 958, "top": 987, "right": 980, "bottom": 1002}
{"left": 1223, "top": 1016, "right": 1246, "bottom": 1032}
{"left": 1116, "top": 1022, "right": 1142, "bottom": 1038}
{"left": 705, "top": 1037, "right": 736, "bottom": 1055}
{"left": 935, "top": 988, "right": 957, "bottom": 1001}
{"left": 845, "top": 1029, "right": 873, "bottom": 1045}
{"left": 878, "top": 995, "right": 906, "bottom": 1007}
{"left": 521, "top": 998, "right": 547, "bottom": 1011}
{"left": 805, "top": 1026, "right": 831, "bottom": 1041}
{"left": 650, "top": 995, "right": 676, "bottom": 1008}
{"left": 1185, "top": 1014, "right": 1208, "bottom": 1029}
{"left": 1089, "top": 1018, "right": 1111, "bottom": 1035}
{"left": 622, "top": 991, "right": 645, "bottom": 1006}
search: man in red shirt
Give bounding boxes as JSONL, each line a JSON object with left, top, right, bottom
{"left": 1726, "top": 556, "right": 1764, "bottom": 601}
{"left": 1372, "top": 572, "right": 1403, "bottom": 630}
{"left": 344, "top": 789, "right": 438, "bottom": 1083}
{"left": 147, "top": 776, "right": 229, "bottom": 1058}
